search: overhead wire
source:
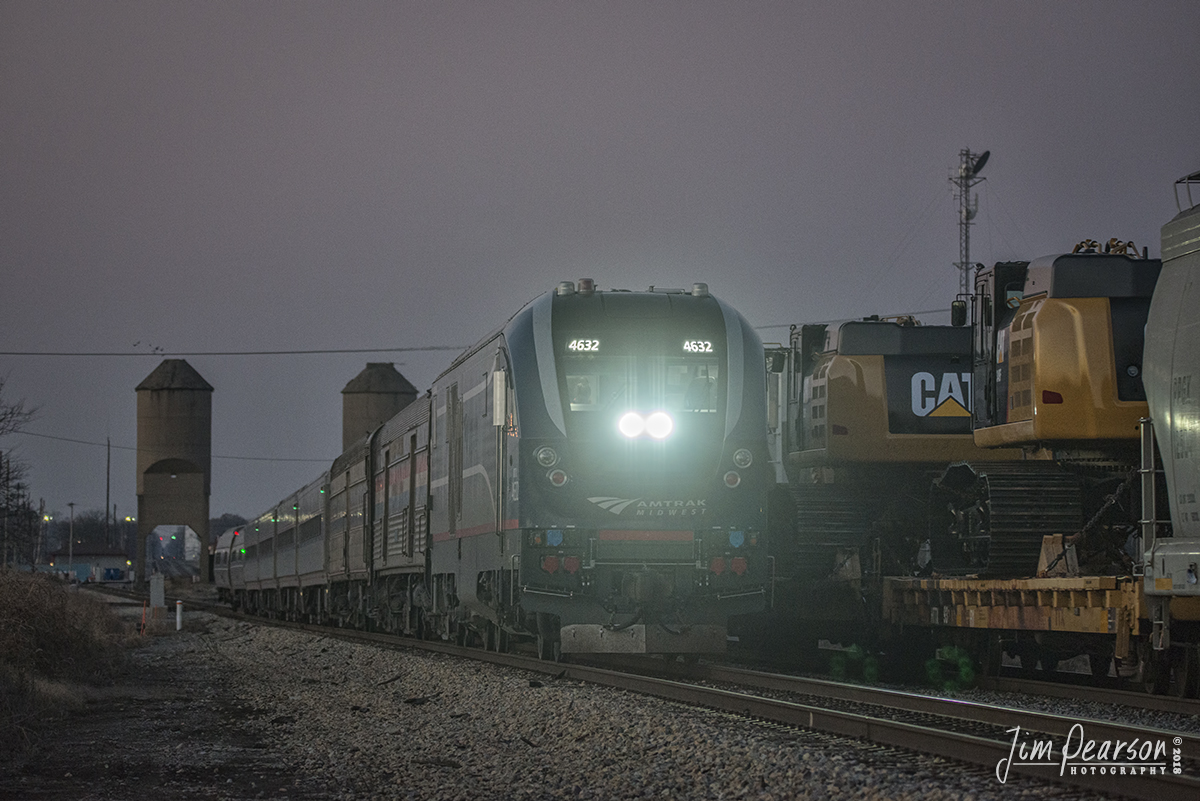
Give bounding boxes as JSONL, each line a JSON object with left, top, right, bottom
{"left": 754, "top": 307, "right": 951, "bottom": 331}
{"left": 859, "top": 183, "right": 948, "bottom": 305}
{"left": 14, "top": 430, "right": 329, "bottom": 463}
{"left": 0, "top": 346, "right": 468, "bottom": 357}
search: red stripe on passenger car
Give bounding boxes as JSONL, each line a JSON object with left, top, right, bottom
{"left": 431, "top": 519, "right": 519, "bottom": 542}
{"left": 597, "top": 530, "right": 693, "bottom": 541}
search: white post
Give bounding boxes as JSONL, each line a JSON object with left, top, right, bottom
{"left": 176, "top": 600, "right": 183, "bottom": 631}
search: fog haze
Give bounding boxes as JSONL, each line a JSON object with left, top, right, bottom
{"left": 2, "top": 1, "right": 1197, "bottom": 521}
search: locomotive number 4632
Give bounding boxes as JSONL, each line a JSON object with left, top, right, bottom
{"left": 683, "top": 340, "right": 713, "bottom": 353}
{"left": 568, "top": 339, "right": 600, "bottom": 352}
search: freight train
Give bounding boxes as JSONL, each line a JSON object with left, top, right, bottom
{"left": 215, "top": 280, "right": 771, "bottom": 659}
{"left": 763, "top": 170, "right": 1200, "bottom": 695}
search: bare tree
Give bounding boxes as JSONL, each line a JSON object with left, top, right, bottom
{"left": 1, "top": 377, "right": 38, "bottom": 567}
{"left": 0, "top": 376, "right": 34, "bottom": 438}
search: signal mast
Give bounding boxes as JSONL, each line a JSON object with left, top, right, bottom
{"left": 950, "top": 148, "right": 989, "bottom": 298}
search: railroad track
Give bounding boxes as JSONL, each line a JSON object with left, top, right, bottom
{"left": 981, "top": 674, "right": 1200, "bottom": 718}
{"left": 95, "top": 587, "right": 1200, "bottom": 799}
{"left": 259, "top": 622, "right": 1200, "bottom": 800}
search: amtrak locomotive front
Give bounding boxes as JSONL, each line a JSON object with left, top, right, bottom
{"left": 426, "top": 280, "right": 770, "bottom": 658}
{"left": 216, "top": 279, "right": 770, "bottom": 661}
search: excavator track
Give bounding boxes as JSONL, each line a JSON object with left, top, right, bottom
{"left": 930, "top": 461, "right": 1083, "bottom": 576}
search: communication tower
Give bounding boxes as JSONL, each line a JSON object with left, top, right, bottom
{"left": 950, "top": 148, "right": 990, "bottom": 298}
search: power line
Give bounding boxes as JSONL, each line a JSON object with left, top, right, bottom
{"left": 14, "top": 430, "right": 329, "bottom": 463}
{"left": 0, "top": 346, "right": 468, "bottom": 357}
{"left": 754, "top": 307, "right": 951, "bottom": 331}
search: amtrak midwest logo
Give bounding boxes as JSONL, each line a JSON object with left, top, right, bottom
{"left": 911, "top": 371, "right": 972, "bottom": 417}
{"left": 589, "top": 497, "right": 708, "bottom": 516}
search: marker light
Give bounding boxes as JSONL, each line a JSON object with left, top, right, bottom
{"left": 535, "top": 446, "right": 559, "bottom": 467}
{"left": 733, "top": 449, "right": 753, "bottom": 468}
{"left": 548, "top": 469, "right": 568, "bottom": 487}
{"left": 619, "top": 412, "right": 646, "bottom": 438}
{"left": 723, "top": 471, "right": 741, "bottom": 488}
{"left": 645, "top": 411, "right": 674, "bottom": 439}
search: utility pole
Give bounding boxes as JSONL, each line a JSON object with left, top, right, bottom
{"left": 36, "top": 499, "right": 45, "bottom": 566}
{"left": 950, "top": 148, "right": 990, "bottom": 298}
{"left": 105, "top": 438, "right": 111, "bottom": 548}
{"left": 2, "top": 451, "right": 8, "bottom": 570}
{"left": 68, "top": 502, "right": 75, "bottom": 582}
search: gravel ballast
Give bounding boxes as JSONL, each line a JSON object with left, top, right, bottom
{"left": 0, "top": 606, "right": 1144, "bottom": 800}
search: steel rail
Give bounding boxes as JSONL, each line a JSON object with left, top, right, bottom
{"left": 303, "top": 626, "right": 1200, "bottom": 801}
{"left": 583, "top": 656, "right": 1200, "bottom": 762}
{"left": 981, "top": 674, "right": 1200, "bottom": 718}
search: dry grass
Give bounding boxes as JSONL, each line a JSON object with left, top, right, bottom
{"left": 0, "top": 571, "right": 133, "bottom": 755}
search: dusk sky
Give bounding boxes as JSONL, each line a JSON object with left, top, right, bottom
{"left": 2, "top": 1, "right": 1197, "bottom": 524}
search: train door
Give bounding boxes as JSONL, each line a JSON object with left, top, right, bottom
{"left": 328, "top": 473, "right": 348, "bottom": 575}
{"left": 407, "top": 433, "right": 417, "bottom": 555}
{"left": 375, "top": 450, "right": 388, "bottom": 566}
{"left": 447, "top": 383, "right": 463, "bottom": 542}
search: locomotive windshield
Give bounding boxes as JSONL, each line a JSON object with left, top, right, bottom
{"left": 564, "top": 355, "right": 721, "bottom": 415}
{"left": 557, "top": 325, "right": 726, "bottom": 452}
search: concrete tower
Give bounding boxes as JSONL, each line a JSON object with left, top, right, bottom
{"left": 342, "top": 363, "right": 417, "bottom": 450}
{"left": 135, "top": 359, "right": 213, "bottom": 584}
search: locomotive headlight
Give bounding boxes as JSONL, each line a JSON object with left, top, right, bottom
{"left": 618, "top": 411, "right": 673, "bottom": 438}
{"left": 618, "top": 412, "right": 646, "bottom": 438}
{"left": 645, "top": 411, "right": 674, "bottom": 439}
{"left": 732, "top": 448, "right": 753, "bottom": 468}
{"left": 535, "top": 446, "right": 559, "bottom": 467}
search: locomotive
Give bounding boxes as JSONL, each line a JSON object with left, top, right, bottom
{"left": 765, "top": 171, "right": 1200, "bottom": 695}
{"left": 215, "top": 280, "right": 772, "bottom": 659}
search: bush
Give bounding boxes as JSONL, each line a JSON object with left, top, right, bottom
{"left": 0, "top": 571, "right": 131, "bottom": 755}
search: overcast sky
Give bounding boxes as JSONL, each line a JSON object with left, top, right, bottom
{"left": 2, "top": 1, "right": 1197, "bottom": 523}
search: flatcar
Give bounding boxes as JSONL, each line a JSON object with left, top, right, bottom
{"left": 216, "top": 280, "right": 771, "bottom": 659}
{"left": 766, "top": 171, "right": 1200, "bottom": 696}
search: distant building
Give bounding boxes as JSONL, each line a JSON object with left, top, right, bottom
{"left": 46, "top": 548, "right": 132, "bottom": 583}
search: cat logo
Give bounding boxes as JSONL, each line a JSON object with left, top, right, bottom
{"left": 911, "top": 372, "right": 972, "bottom": 417}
